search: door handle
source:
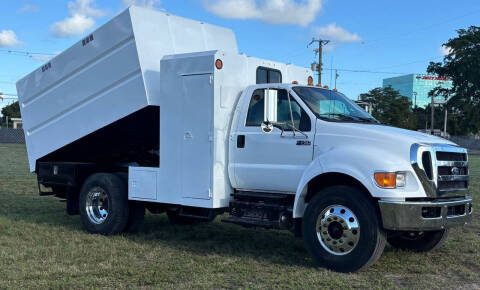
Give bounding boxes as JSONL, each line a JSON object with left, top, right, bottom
{"left": 237, "top": 135, "right": 245, "bottom": 148}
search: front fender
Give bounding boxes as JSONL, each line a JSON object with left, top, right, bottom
{"left": 292, "top": 145, "right": 424, "bottom": 218}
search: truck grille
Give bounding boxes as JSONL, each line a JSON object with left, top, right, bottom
{"left": 411, "top": 144, "right": 469, "bottom": 197}
{"left": 435, "top": 150, "right": 469, "bottom": 194}
{"left": 436, "top": 151, "right": 467, "bottom": 161}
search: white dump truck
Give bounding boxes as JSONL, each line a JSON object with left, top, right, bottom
{"left": 16, "top": 6, "right": 472, "bottom": 272}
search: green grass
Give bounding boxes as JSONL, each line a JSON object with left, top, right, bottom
{"left": 0, "top": 143, "right": 479, "bottom": 289}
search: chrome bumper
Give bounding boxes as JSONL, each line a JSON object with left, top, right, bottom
{"left": 378, "top": 197, "right": 473, "bottom": 231}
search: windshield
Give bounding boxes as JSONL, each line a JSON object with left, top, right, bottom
{"left": 292, "top": 86, "right": 378, "bottom": 123}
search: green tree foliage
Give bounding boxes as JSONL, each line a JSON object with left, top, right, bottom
{"left": 359, "top": 86, "right": 416, "bottom": 130}
{"left": 1, "top": 101, "right": 21, "bottom": 127}
{"left": 427, "top": 26, "right": 480, "bottom": 135}
{"left": 1, "top": 101, "right": 21, "bottom": 118}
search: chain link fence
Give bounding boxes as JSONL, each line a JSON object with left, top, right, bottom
{"left": 449, "top": 136, "right": 480, "bottom": 151}
{"left": 0, "top": 128, "right": 25, "bottom": 144}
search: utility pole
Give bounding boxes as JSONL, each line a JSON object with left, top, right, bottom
{"left": 308, "top": 38, "right": 330, "bottom": 85}
{"left": 431, "top": 94, "right": 435, "bottom": 134}
{"left": 335, "top": 69, "right": 338, "bottom": 89}
{"left": 444, "top": 108, "right": 448, "bottom": 137}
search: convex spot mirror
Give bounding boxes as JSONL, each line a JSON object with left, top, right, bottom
{"left": 261, "top": 89, "right": 277, "bottom": 134}
{"left": 261, "top": 121, "right": 274, "bottom": 134}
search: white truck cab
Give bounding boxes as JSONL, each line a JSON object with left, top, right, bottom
{"left": 16, "top": 6, "right": 472, "bottom": 272}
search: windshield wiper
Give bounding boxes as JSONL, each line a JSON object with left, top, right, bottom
{"left": 319, "top": 113, "right": 379, "bottom": 124}
{"left": 355, "top": 116, "right": 380, "bottom": 124}
{"left": 319, "top": 113, "right": 357, "bottom": 121}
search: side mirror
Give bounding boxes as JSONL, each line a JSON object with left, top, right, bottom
{"left": 264, "top": 89, "right": 278, "bottom": 123}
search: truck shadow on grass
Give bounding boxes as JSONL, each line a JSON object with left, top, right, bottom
{"left": 0, "top": 192, "right": 315, "bottom": 267}
{"left": 133, "top": 213, "right": 314, "bottom": 267}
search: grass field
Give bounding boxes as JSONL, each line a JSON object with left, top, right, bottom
{"left": 0, "top": 143, "right": 479, "bottom": 289}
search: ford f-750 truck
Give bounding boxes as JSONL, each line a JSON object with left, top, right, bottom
{"left": 16, "top": 6, "right": 472, "bottom": 272}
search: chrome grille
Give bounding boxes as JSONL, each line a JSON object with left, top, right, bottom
{"left": 411, "top": 143, "right": 469, "bottom": 197}
{"left": 435, "top": 150, "right": 469, "bottom": 194}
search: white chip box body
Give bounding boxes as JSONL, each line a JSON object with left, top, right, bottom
{"left": 16, "top": 6, "right": 238, "bottom": 172}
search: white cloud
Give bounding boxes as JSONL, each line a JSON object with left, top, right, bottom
{"left": 203, "top": 0, "right": 322, "bottom": 27}
{"left": 439, "top": 45, "right": 452, "bottom": 56}
{"left": 313, "top": 23, "right": 361, "bottom": 43}
{"left": 0, "top": 30, "right": 23, "bottom": 47}
{"left": 123, "top": 0, "right": 161, "bottom": 9}
{"left": 18, "top": 4, "right": 39, "bottom": 13}
{"left": 51, "top": 0, "right": 105, "bottom": 38}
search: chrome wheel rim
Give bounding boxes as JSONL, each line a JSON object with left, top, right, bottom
{"left": 85, "top": 187, "right": 109, "bottom": 224}
{"left": 316, "top": 205, "right": 360, "bottom": 255}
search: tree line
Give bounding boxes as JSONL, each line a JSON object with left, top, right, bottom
{"left": 360, "top": 26, "right": 480, "bottom": 136}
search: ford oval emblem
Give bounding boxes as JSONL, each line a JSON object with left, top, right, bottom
{"left": 451, "top": 167, "right": 460, "bottom": 175}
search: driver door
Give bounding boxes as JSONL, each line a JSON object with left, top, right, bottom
{"left": 232, "top": 87, "right": 315, "bottom": 193}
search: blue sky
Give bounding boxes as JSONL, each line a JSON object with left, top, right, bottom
{"left": 1, "top": 0, "right": 479, "bottom": 112}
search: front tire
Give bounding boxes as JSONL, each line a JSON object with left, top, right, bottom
{"left": 387, "top": 230, "right": 449, "bottom": 252}
{"left": 79, "top": 173, "right": 129, "bottom": 235}
{"left": 302, "top": 186, "right": 386, "bottom": 272}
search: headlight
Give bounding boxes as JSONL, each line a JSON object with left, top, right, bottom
{"left": 374, "top": 172, "right": 406, "bottom": 188}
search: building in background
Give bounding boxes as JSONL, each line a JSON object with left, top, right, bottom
{"left": 10, "top": 118, "right": 23, "bottom": 129}
{"left": 382, "top": 74, "right": 453, "bottom": 108}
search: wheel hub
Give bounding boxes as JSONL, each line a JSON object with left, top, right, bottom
{"left": 316, "top": 205, "right": 360, "bottom": 255}
{"left": 85, "top": 187, "right": 109, "bottom": 224}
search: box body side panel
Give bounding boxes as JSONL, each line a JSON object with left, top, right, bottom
{"left": 130, "top": 6, "right": 238, "bottom": 107}
{"left": 17, "top": 9, "right": 148, "bottom": 171}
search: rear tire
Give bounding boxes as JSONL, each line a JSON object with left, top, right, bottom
{"left": 114, "top": 172, "right": 145, "bottom": 233}
{"left": 302, "top": 186, "right": 386, "bottom": 272}
{"left": 387, "top": 230, "right": 449, "bottom": 252}
{"left": 79, "top": 173, "right": 129, "bottom": 235}
{"left": 124, "top": 202, "right": 145, "bottom": 233}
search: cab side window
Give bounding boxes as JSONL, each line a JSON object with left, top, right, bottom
{"left": 246, "top": 89, "right": 311, "bottom": 131}
{"left": 245, "top": 89, "right": 265, "bottom": 126}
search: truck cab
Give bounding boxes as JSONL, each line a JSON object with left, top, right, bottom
{"left": 16, "top": 6, "right": 472, "bottom": 273}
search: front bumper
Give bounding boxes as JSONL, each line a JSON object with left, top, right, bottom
{"left": 378, "top": 197, "right": 473, "bottom": 231}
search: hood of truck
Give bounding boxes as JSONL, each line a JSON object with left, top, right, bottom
{"left": 316, "top": 121, "right": 456, "bottom": 148}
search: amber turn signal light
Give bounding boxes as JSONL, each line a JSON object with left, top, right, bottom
{"left": 215, "top": 59, "right": 223, "bottom": 70}
{"left": 374, "top": 172, "right": 396, "bottom": 188}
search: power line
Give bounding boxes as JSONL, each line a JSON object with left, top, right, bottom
{"left": 361, "top": 8, "right": 480, "bottom": 48}
{"left": 373, "top": 56, "right": 443, "bottom": 70}
{"left": 0, "top": 49, "right": 55, "bottom": 56}
{"left": 0, "top": 93, "right": 18, "bottom": 97}
{"left": 323, "top": 68, "right": 408, "bottom": 75}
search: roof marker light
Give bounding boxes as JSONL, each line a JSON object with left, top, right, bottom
{"left": 215, "top": 59, "right": 223, "bottom": 70}
{"left": 292, "top": 81, "right": 299, "bottom": 84}
{"left": 308, "top": 76, "right": 313, "bottom": 86}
